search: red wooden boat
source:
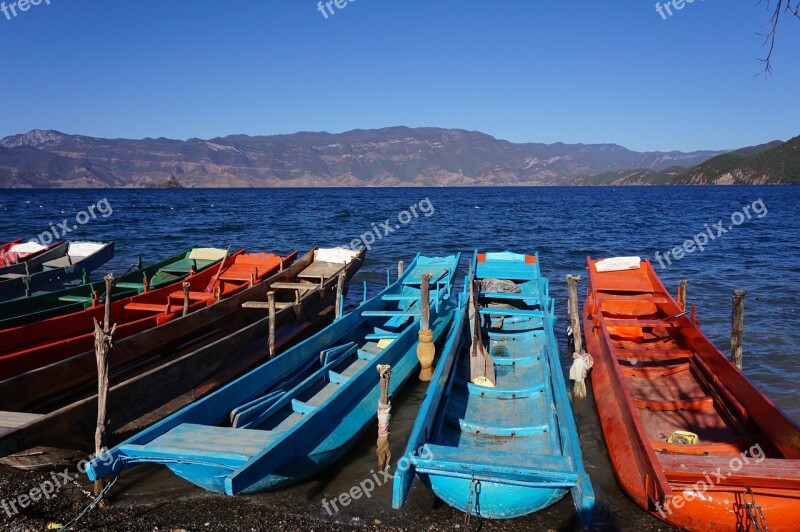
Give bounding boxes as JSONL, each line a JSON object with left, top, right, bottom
{"left": 583, "top": 257, "right": 800, "bottom": 531}
{"left": 0, "top": 240, "right": 66, "bottom": 268}
{"left": 0, "top": 248, "right": 296, "bottom": 379}
{"left": 0, "top": 240, "right": 59, "bottom": 266}
{"left": 0, "top": 239, "right": 23, "bottom": 258}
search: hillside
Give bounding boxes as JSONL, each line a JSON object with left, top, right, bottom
{"left": 571, "top": 137, "right": 799, "bottom": 185}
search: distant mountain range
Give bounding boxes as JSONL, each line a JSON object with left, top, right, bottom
{"left": 0, "top": 127, "right": 796, "bottom": 187}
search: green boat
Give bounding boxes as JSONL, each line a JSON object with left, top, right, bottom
{"left": 0, "top": 248, "right": 226, "bottom": 329}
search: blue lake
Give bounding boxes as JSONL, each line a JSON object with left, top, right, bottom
{"left": 1, "top": 185, "right": 798, "bottom": 529}
{"left": 2, "top": 186, "right": 796, "bottom": 420}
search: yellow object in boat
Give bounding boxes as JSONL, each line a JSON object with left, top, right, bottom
{"left": 377, "top": 338, "right": 393, "bottom": 349}
{"left": 472, "top": 376, "right": 496, "bottom": 388}
{"left": 668, "top": 430, "right": 699, "bottom": 445}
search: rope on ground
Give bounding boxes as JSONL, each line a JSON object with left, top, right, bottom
{"left": 59, "top": 475, "right": 119, "bottom": 531}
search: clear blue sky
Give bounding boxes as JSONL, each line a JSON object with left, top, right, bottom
{"left": 0, "top": 1, "right": 798, "bottom": 151}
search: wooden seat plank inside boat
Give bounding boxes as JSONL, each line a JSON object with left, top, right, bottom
{"left": 419, "top": 444, "right": 576, "bottom": 483}
{"left": 590, "top": 260, "right": 653, "bottom": 294}
{"left": 297, "top": 261, "right": 344, "bottom": 280}
{"left": 127, "top": 423, "right": 275, "bottom": 464}
{"left": 0, "top": 411, "right": 45, "bottom": 430}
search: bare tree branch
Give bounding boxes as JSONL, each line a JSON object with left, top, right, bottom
{"left": 758, "top": 0, "right": 800, "bottom": 77}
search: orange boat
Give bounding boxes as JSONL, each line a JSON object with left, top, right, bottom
{"left": 0, "top": 248, "right": 296, "bottom": 379}
{"left": 583, "top": 256, "right": 800, "bottom": 531}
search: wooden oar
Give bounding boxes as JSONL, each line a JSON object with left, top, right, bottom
{"left": 469, "top": 278, "right": 495, "bottom": 387}
{"left": 97, "top": 262, "right": 137, "bottom": 301}
{"left": 206, "top": 245, "right": 232, "bottom": 294}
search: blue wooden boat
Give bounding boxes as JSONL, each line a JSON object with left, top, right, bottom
{"left": 393, "top": 251, "right": 594, "bottom": 525}
{"left": 87, "top": 253, "right": 460, "bottom": 495}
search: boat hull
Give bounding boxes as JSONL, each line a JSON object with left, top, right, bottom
{"left": 424, "top": 475, "right": 566, "bottom": 519}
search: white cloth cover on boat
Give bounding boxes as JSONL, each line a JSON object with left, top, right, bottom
{"left": 595, "top": 256, "right": 641, "bottom": 272}
{"left": 9, "top": 242, "right": 47, "bottom": 254}
{"left": 67, "top": 241, "right": 106, "bottom": 257}
{"left": 481, "top": 278, "right": 521, "bottom": 294}
{"left": 315, "top": 247, "right": 360, "bottom": 264}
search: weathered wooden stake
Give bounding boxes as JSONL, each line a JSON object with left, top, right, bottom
{"left": 182, "top": 282, "right": 191, "bottom": 317}
{"left": 376, "top": 364, "right": 392, "bottom": 471}
{"left": 94, "top": 273, "right": 114, "bottom": 500}
{"left": 268, "top": 291, "right": 276, "bottom": 358}
{"left": 566, "top": 275, "right": 583, "bottom": 355}
{"left": 566, "top": 274, "right": 593, "bottom": 399}
{"left": 678, "top": 279, "right": 688, "bottom": 310}
{"left": 420, "top": 273, "right": 431, "bottom": 331}
{"left": 335, "top": 273, "right": 346, "bottom": 320}
{"left": 731, "top": 290, "right": 745, "bottom": 370}
{"left": 416, "top": 273, "right": 434, "bottom": 381}
{"left": 103, "top": 274, "right": 113, "bottom": 332}
{"left": 398, "top": 260, "right": 404, "bottom": 278}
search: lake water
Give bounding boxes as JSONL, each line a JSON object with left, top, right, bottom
{"left": 1, "top": 186, "right": 798, "bottom": 530}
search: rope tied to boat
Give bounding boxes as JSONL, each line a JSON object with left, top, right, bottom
{"left": 744, "top": 487, "right": 769, "bottom": 531}
{"left": 376, "top": 364, "right": 392, "bottom": 471}
{"left": 569, "top": 351, "right": 594, "bottom": 399}
{"left": 58, "top": 474, "right": 119, "bottom": 531}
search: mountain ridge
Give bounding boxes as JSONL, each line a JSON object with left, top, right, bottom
{"left": 0, "top": 127, "right": 789, "bottom": 188}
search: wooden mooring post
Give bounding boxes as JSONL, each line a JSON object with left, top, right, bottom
{"left": 398, "top": 260, "right": 404, "bottom": 278}
{"left": 566, "top": 274, "right": 592, "bottom": 399}
{"left": 416, "top": 273, "right": 434, "bottom": 381}
{"left": 566, "top": 275, "right": 583, "bottom": 355}
{"left": 268, "top": 291, "right": 276, "bottom": 358}
{"left": 335, "top": 273, "right": 346, "bottom": 320}
{"left": 731, "top": 290, "right": 745, "bottom": 369}
{"left": 678, "top": 279, "right": 687, "bottom": 310}
{"left": 182, "top": 282, "right": 191, "bottom": 317}
{"left": 93, "top": 274, "right": 115, "bottom": 500}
